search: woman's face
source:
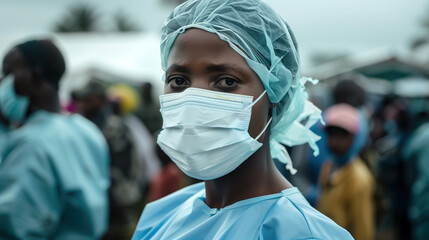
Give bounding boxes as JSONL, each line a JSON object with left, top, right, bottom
{"left": 165, "top": 28, "right": 271, "bottom": 140}
{"left": 326, "top": 126, "right": 355, "bottom": 157}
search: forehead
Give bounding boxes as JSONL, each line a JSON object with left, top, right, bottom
{"left": 2, "top": 48, "right": 28, "bottom": 75}
{"left": 167, "top": 28, "right": 247, "bottom": 67}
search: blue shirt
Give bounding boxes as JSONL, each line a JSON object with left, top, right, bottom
{"left": 0, "top": 120, "right": 8, "bottom": 164}
{"left": 133, "top": 182, "right": 353, "bottom": 239}
{"left": 0, "top": 111, "right": 110, "bottom": 240}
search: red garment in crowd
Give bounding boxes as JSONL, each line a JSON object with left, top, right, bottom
{"left": 148, "top": 163, "right": 183, "bottom": 202}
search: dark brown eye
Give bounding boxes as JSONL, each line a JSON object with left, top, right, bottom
{"left": 174, "top": 78, "right": 185, "bottom": 85}
{"left": 216, "top": 78, "right": 238, "bottom": 88}
{"left": 168, "top": 76, "right": 189, "bottom": 89}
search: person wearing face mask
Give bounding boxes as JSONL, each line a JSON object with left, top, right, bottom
{"left": 0, "top": 39, "right": 110, "bottom": 239}
{"left": 0, "top": 72, "right": 30, "bottom": 162}
{"left": 132, "top": 1, "right": 353, "bottom": 239}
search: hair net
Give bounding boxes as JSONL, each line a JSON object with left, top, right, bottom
{"left": 161, "top": 0, "right": 322, "bottom": 174}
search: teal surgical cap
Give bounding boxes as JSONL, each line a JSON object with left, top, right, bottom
{"left": 161, "top": 0, "right": 322, "bottom": 174}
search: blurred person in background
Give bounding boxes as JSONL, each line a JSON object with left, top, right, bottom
{"left": 292, "top": 78, "right": 371, "bottom": 207}
{"left": 402, "top": 97, "right": 429, "bottom": 240}
{"left": 74, "top": 80, "right": 144, "bottom": 239}
{"left": 332, "top": 79, "right": 372, "bottom": 173}
{"left": 318, "top": 103, "right": 375, "bottom": 240}
{"left": 63, "top": 90, "right": 79, "bottom": 113}
{"left": 332, "top": 79, "right": 366, "bottom": 108}
{"left": 408, "top": 97, "right": 429, "bottom": 131}
{"left": 147, "top": 144, "right": 184, "bottom": 202}
{"left": 374, "top": 95, "right": 412, "bottom": 240}
{"left": 135, "top": 82, "right": 162, "bottom": 135}
{"left": 132, "top": 0, "right": 353, "bottom": 239}
{"left": 108, "top": 84, "right": 161, "bottom": 192}
{"left": 0, "top": 39, "right": 109, "bottom": 239}
{"left": 333, "top": 79, "right": 390, "bottom": 234}
{"left": 74, "top": 79, "right": 113, "bottom": 127}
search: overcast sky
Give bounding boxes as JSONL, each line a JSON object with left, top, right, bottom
{"left": 0, "top": 0, "right": 428, "bottom": 67}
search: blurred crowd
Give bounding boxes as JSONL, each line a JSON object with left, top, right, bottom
{"left": 1, "top": 37, "right": 429, "bottom": 240}
{"left": 279, "top": 78, "right": 429, "bottom": 240}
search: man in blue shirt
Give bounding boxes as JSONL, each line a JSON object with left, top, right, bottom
{"left": 0, "top": 39, "right": 110, "bottom": 239}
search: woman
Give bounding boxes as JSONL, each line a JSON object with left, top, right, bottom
{"left": 318, "top": 104, "right": 375, "bottom": 240}
{"left": 133, "top": 0, "right": 353, "bottom": 239}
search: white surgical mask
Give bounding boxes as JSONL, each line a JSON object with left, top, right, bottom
{"left": 157, "top": 88, "right": 271, "bottom": 180}
{"left": 0, "top": 74, "right": 30, "bottom": 124}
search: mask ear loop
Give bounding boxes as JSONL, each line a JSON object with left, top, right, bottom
{"left": 243, "top": 90, "right": 272, "bottom": 142}
{"left": 255, "top": 117, "right": 272, "bottom": 141}
{"left": 243, "top": 90, "right": 267, "bottom": 111}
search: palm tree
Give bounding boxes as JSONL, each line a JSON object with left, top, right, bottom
{"left": 54, "top": 3, "right": 99, "bottom": 32}
{"left": 410, "top": 4, "right": 429, "bottom": 51}
{"left": 113, "top": 11, "right": 141, "bottom": 32}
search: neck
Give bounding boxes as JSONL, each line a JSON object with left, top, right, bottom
{"left": 28, "top": 83, "right": 61, "bottom": 115}
{"left": 204, "top": 134, "right": 292, "bottom": 209}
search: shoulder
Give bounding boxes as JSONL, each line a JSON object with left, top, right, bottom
{"left": 405, "top": 123, "right": 429, "bottom": 156}
{"left": 145, "top": 182, "right": 204, "bottom": 211}
{"left": 67, "top": 114, "right": 106, "bottom": 144}
{"left": 136, "top": 182, "right": 204, "bottom": 223}
{"left": 347, "top": 159, "right": 374, "bottom": 191}
{"left": 3, "top": 113, "right": 107, "bottom": 164}
{"left": 11, "top": 113, "right": 100, "bottom": 142}
{"left": 44, "top": 113, "right": 105, "bottom": 148}
{"left": 413, "top": 123, "right": 429, "bottom": 139}
{"left": 133, "top": 183, "right": 204, "bottom": 239}
{"left": 260, "top": 188, "right": 353, "bottom": 240}
{"left": 68, "top": 113, "right": 101, "bottom": 132}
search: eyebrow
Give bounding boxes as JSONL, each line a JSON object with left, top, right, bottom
{"left": 166, "top": 64, "right": 191, "bottom": 74}
{"left": 166, "top": 63, "right": 246, "bottom": 75}
{"left": 206, "top": 64, "right": 245, "bottom": 75}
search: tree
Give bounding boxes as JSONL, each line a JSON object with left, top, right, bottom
{"left": 113, "top": 11, "right": 141, "bottom": 32}
{"left": 410, "top": 3, "right": 429, "bottom": 51}
{"left": 54, "top": 3, "right": 99, "bottom": 32}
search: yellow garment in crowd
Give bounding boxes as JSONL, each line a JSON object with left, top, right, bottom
{"left": 318, "top": 158, "right": 375, "bottom": 240}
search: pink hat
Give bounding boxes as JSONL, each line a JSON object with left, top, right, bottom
{"left": 324, "top": 104, "right": 360, "bottom": 134}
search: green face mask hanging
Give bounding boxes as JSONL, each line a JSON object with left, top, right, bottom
{"left": 0, "top": 74, "right": 30, "bottom": 124}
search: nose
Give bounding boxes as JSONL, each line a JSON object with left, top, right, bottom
{"left": 327, "top": 136, "right": 340, "bottom": 151}
{"left": 189, "top": 74, "right": 211, "bottom": 91}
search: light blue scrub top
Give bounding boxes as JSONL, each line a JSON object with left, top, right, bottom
{"left": 133, "top": 182, "right": 353, "bottom": 240}
{"left": 0, "top": 111, "right": 110, "bottom": 240}
{"left": 0, "top": 121, "right": 8, "bottom": 163}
